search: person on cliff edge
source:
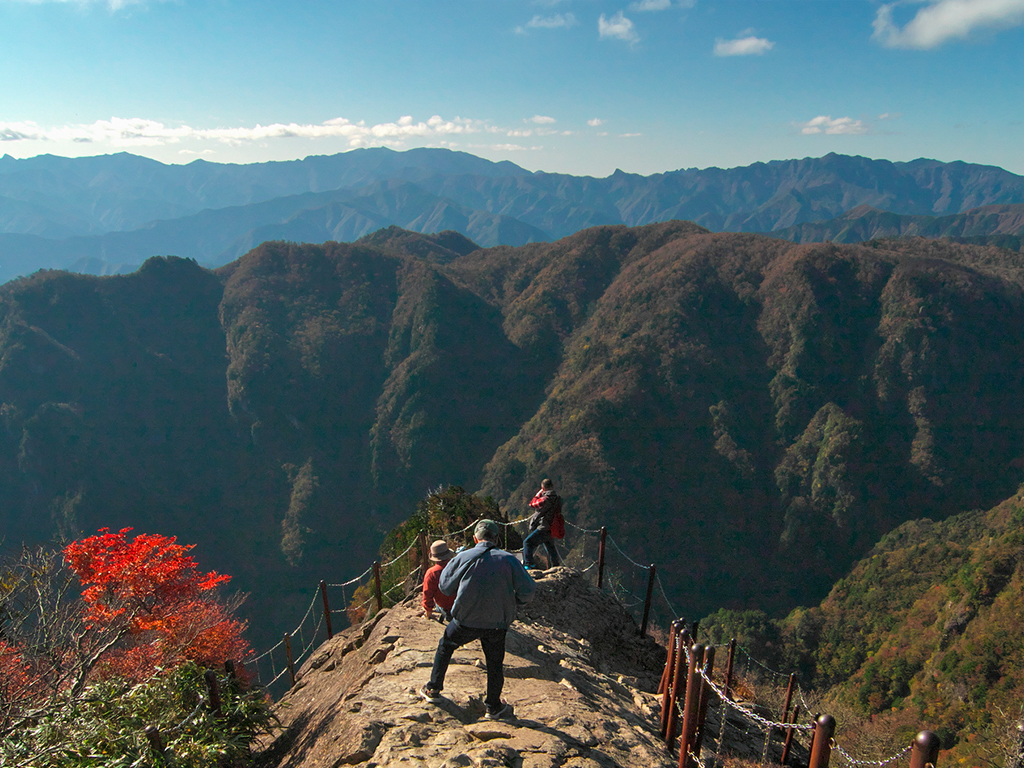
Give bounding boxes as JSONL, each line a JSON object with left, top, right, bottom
{"left": 419, "top": 519, "right": 536, "bottom": 720}
{"left": 523, "top": 478, "right": 562, "bottom": 569}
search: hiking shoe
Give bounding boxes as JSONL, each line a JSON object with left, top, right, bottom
{"left": 484, "top": 703, "right": 513, "bottom": 720}
{"left": 418, "top": 685, "right": 442, "bottom": 703}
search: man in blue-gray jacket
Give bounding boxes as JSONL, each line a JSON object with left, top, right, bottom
{"left": 419, "top": 519, "right": 536, "bottom": 720}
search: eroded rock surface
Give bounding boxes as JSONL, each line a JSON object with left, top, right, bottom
{"left": 256, "top": 567, "right": 674, "bottom": 768}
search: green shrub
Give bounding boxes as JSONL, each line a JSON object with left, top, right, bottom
{"left": 1, "top": 662, "right": 273, "bottom": 768}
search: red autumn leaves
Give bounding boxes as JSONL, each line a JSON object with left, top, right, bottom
{"left": 62, "top": 528, "right": 251, "bottom": 680}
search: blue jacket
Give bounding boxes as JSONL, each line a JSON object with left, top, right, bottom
{"left": 439, "top": 541, "right": 536, "bottom": 629}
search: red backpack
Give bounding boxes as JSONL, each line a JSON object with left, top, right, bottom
{"left": 550, "top": 497, "right": 565, "bottom": 539}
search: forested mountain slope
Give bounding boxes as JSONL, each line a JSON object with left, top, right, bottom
{"left": 701, "top": 489, "right": 1024, "bottom": 766}
{"left": 4, "top": 223, "right": 1024, "bottom": 645}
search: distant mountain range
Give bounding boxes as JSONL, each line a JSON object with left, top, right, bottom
{"left": 4, "top": 149, "right": 1024, "bottom": 285}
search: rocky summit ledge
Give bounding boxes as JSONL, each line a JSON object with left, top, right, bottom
{"left": 255, "top": 566, "right": 674, "bottom": 768}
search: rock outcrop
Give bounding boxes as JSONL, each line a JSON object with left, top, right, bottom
{"left": 256, "top": 567, "right": 675, "bottom": 768}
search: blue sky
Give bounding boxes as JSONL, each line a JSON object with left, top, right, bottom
{"left": 2, "top": 0, "right": 1023, "bottom": 176}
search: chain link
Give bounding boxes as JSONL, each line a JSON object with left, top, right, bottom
{"left": 327, "top": 563, "right": 374, "bottom": 589}
{"left": 381, "top": 539, "right": 418, "bottom": 568}
{"left": 833, "top": 741, "right": 912, "bottom": 766}
{"left": 606, "top": 533, "right": 651, "bottom": 571}
{"left": 565, "top": 519, "right": 603, "bottom": 535}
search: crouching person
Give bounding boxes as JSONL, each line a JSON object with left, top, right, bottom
{"left": 422, "top": 539, "right": 456, "bottom": 621}
{"left": 419, "top": 519, "right": 536, "bottom": 720}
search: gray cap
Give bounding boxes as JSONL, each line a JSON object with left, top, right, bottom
{"left": 474, "top": 519, "right": 500, "bottom": 541}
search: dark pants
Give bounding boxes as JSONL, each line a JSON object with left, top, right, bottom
{"left": 428, "top": 620, "right": 507, "bottom": 710}
{"left": 523, "top": 528, "right": 562, "bottom": 568}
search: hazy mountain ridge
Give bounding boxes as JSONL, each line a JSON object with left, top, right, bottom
{"left": 5, "top": 150, "right": 1024, "bottom": 285}
{"left": 765, "top": 203, "right": 1024, "bottom": 245}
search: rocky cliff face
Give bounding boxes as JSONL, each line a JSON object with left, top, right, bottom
{"left": 255, "top": 567, "right": 673, "bottom": 768}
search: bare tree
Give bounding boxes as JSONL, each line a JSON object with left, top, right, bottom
{"left": 0, "top": 543, "right": 127, "bottom": 738}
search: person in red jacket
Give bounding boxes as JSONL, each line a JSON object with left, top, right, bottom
{"left": 422, "top": 539, "right": 456, "bottom": 621}
{"left": 523, "top": 478, "right": 563, "bottom": 569}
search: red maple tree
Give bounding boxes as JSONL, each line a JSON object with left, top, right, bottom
{"left": 63, "top": 528, "right": 251, "bottom": 680}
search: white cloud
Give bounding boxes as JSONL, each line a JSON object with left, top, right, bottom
{"left": 872, "top": 0, "right": 1024, "bottom": 49}
{"left": 588, "top": 118, "right": 604, "bottom": 127}
{"left": 468, "top": 143, "right": 543, "bottom": 152}
{"left": 515, "top": 12, "right": 577, "bottom": 33}
{"left": 798, "top": 116, "right": 870, "bottom": 135}
{"left": 630, "top": 0, "right": 671, "bottom": 10}
{"left": 507, "top": 129, "right": 534, "bottom": 137}
{"left": 599, "top": 11, "right": 640, "bottom": 43}
{"left": 713, "top": 35, "right": 775, "bottom": 56}
{"left": 0, "top": 115, "right": 487, "bottom": 148}
{"left": 620, "top": 132, "right": 643, "bottom": 137}
{"left": 529, "top": 115, "right": 557, "bottom": 124}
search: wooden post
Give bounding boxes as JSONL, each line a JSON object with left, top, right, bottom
{"left": 808, "top": 714, "right": 836, "bottom": 768}
{"left": 678, "top": 644, "right": 704, "bottom": 768}
{"left": 419, "top": 530, "right": 430, "bottom": 576}
{"left": 373, "top": 560, "right": 383, "bottom": 613}
{"left": 204, "top": 669, "right": 222, "bottom": 717}
{"left": 781, "top": 704, "right": 800, "bottom": 766}
{"left": 665, "top": 630, "right": 688, "bottom": 750}
{"left": 284, "top": 633, "right": 296, "bottom": 687}
{"left": 693, "top": 645, "right": 715, "bottom": 758}
{"left": 597, "top": 527, "right": 607, "bottom": 588}
{"left": 320, "top": 580, "right": 334, "bottom": 639}
{"left": 640, "top": 564, "right": 656, "bottom": 638}
{"left": 144, "top": 725, "right": 167, "bottom": 760}
{"left": 723, "top": 638, "right": 736, "bottom": 700}
{"left": 909, "top": 731, "right": 941, "bottom": 768}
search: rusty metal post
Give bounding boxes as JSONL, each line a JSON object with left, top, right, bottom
{"left": 284, "top": 633, "right": 296, "bottom": 687}
{"left": 665, "top": 630, "right": 688, "bottom": 750}
{"left": 319, "top": 580, "right": 334, "bottom": 639}
{"left": 909, "top": 731, "right": 941, "bottom": 768}
{"left": 723, "top": 638, "right": 736, "bottom": 700}
{"left": 693, "top": 645, "right": 716, "bottom": 758}
{"left": 808, "top": 714, "right": 836, "bottom": 768}
{"left": 660, "top": 619, "right": 680, "bottom": 697}
{"left": 144, "top": 725, "right": 167, "bottom": 760}
{"left": 597, "top": 527, "right": 607, "bottom": 588}
{"left": 782, "top": 672, "right": 796, "bottom": 723}
{"left": 677, "top": 644, "right": 704, "bottom": 768}
{"left": 373, "top": 560, "right": 383, "bottom": 613}
{"left": 781, "top": 704, "right": 800, "bottom": 766}
{"left": 204, "top": 669, "right": 222, "bottom": 716}
{"left": 640, "top": 564, "right": 656, "bottom": 638}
